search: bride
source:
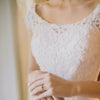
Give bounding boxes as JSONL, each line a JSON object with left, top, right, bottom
{"left": 25, "top": 0, "right": 100, "bottom": 100}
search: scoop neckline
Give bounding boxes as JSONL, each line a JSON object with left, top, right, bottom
{"left": 33, "top": 2, "right": 100, "bottom": 26}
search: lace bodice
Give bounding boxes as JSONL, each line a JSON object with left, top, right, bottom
{"left": 25, "top": 3, "right": 100, "bottom": 100}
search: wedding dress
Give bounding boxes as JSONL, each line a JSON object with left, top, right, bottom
{"left": 25, "top": 2, "right": 100, "bottom": 100}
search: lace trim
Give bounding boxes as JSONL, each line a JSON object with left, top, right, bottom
{"left": 25, "top": 3, "right": 100, "bottom": 30}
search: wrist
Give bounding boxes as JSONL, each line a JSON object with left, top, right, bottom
{"left": 71, "top": 81, "right": 80, "bottom": 96}
{"left": 27, "top": 69, "right": 40, "bottom": 75}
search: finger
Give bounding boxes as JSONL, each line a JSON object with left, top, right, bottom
{"left": 34, "top": 91, "right": 48, "bottom": 100}
{"left": 40, "top": 97, "right": 53, "bottom": 100}
{"left": 54, "top": 97, "right": 65, "bottom": 100}
{"left": 29, "top": 76, "right": 43, "bottom": 87}
{"left": 30, "top": 85, "right": 46, "bottom": 96}
{"left": 46, "top": 96, "right": 54, "bottom": 100}
{"left": 29, "top": 72, "right": 48, "bottom": 86}
{"left": 40, "top": 98, "right": 47, "bottom": 100}
{"left": 35, "top": 70, "right": 47, "bottom": 74}
{"left": 34, "top": 89, "right": 53, "bottom": 100}
{"left": 33, "top": 91, "right": 46, "bottom": 100}
{"left": 29, "top": 79, "right": 45, "bottom": 91}
{"left": 41, "top": 97, "right": 48, "bottom": 100}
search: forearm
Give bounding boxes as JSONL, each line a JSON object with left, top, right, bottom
{"left": 72, "top": 80, "right": 100, "bottom": 98}
{"left": 27, "top": 48, "right": 40, "bottom": 75}
{"left": 27, "top": 64, "right": 40, "bottom": 74}
{"left": 27, "top": 57, "right": 40, "bottom": 74}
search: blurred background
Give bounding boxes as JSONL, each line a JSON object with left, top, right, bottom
{"left": 0, "top": 0, "right": 100, "bottom": 100}
{"left": 0, "top": 0, "right": 33, "bottom": 100}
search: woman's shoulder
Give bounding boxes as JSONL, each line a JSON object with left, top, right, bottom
{"left": 24, "top": 4, "right": 36, "bottom": 30}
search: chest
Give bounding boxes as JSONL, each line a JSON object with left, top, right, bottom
{"left": 31, "top": 24, "right": 91, "bottom": 66}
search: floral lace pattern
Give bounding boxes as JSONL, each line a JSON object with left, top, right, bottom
{"left": 25, "top": 3, "right": 100, "bottom": 100}
{"left": 25, "top": 3, "right": 100, "bottom": 32}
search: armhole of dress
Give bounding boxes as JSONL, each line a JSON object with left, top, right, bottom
{"left": 92, "top": 4, "right": 100, "bottom": 32}
{"left": 24, "top": 4, "right": 35, "bottom": 30}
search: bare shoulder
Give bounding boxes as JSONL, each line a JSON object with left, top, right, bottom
{"left": 36, "top": 3, "right": 53, "bottom": 21}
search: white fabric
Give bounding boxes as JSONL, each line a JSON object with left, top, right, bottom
{"left": 25, "top": 3, "right": 100, "bottom": 100}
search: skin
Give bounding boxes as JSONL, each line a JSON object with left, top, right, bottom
{"left": 28, "top": 70, "right": 100, "bottom": 99}
{"left": 33, "top": 0, "right": 99, "bottom": 25}
{"left": 26, "top": 0, "right": 100, "bottom": 100}
{"left": 27, "top": 22, "right": 61, "bottom": 100}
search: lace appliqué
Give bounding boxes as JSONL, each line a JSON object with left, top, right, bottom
{"left": 24, "top": 4, "right": 44, "bottom": 30}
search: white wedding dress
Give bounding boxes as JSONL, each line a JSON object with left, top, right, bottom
{"left": 25, "top": 2, "right": 100, "bottom": 100}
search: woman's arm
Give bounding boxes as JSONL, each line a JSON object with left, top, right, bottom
{"left": 27, "top": 29, "right": 61, "bottom": 100}
{"left": 72, "top": 80, "right": 100, "bottom": 98}
{"left": 28, "top": 28, "right": 100, "bottom": 99}
{"left": 28, "top": 71, "right": 100, "bottom": 99}
{"left": 72, "top": 28, "right": 100, "bottom": 98}
{"left": 27, "top": 46, "right": 40, "bottom": 74}
{"left": 27, "top": 29, "right": 40, "bottom": 78}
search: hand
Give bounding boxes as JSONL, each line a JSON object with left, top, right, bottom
{"left": 27, "top": 70, "right": 65, "bottom": 100}
{"left": 27, "top": 70, "right": 53, "bottom": 100}
{"left": 28, "top": 70, "right": 75, "bottom": 100}
{"left": 40, "top": 96, "right": 65, "bottom": 100}
{"left": 27, "top": 70, "right": 42, "bottom": 83}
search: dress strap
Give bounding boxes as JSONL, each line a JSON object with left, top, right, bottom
{"left": 91, "top": 4, "right": 100, "bottom": 31}
{"left": 24, "top": 3, "right": 45, "bottom": 30}
{"left": 24, "top": 3, "right": 37, "bottom": 30}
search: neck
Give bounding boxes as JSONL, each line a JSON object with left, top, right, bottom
{"left": 44, "top": 0, "right": 97, "bottom": 8}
